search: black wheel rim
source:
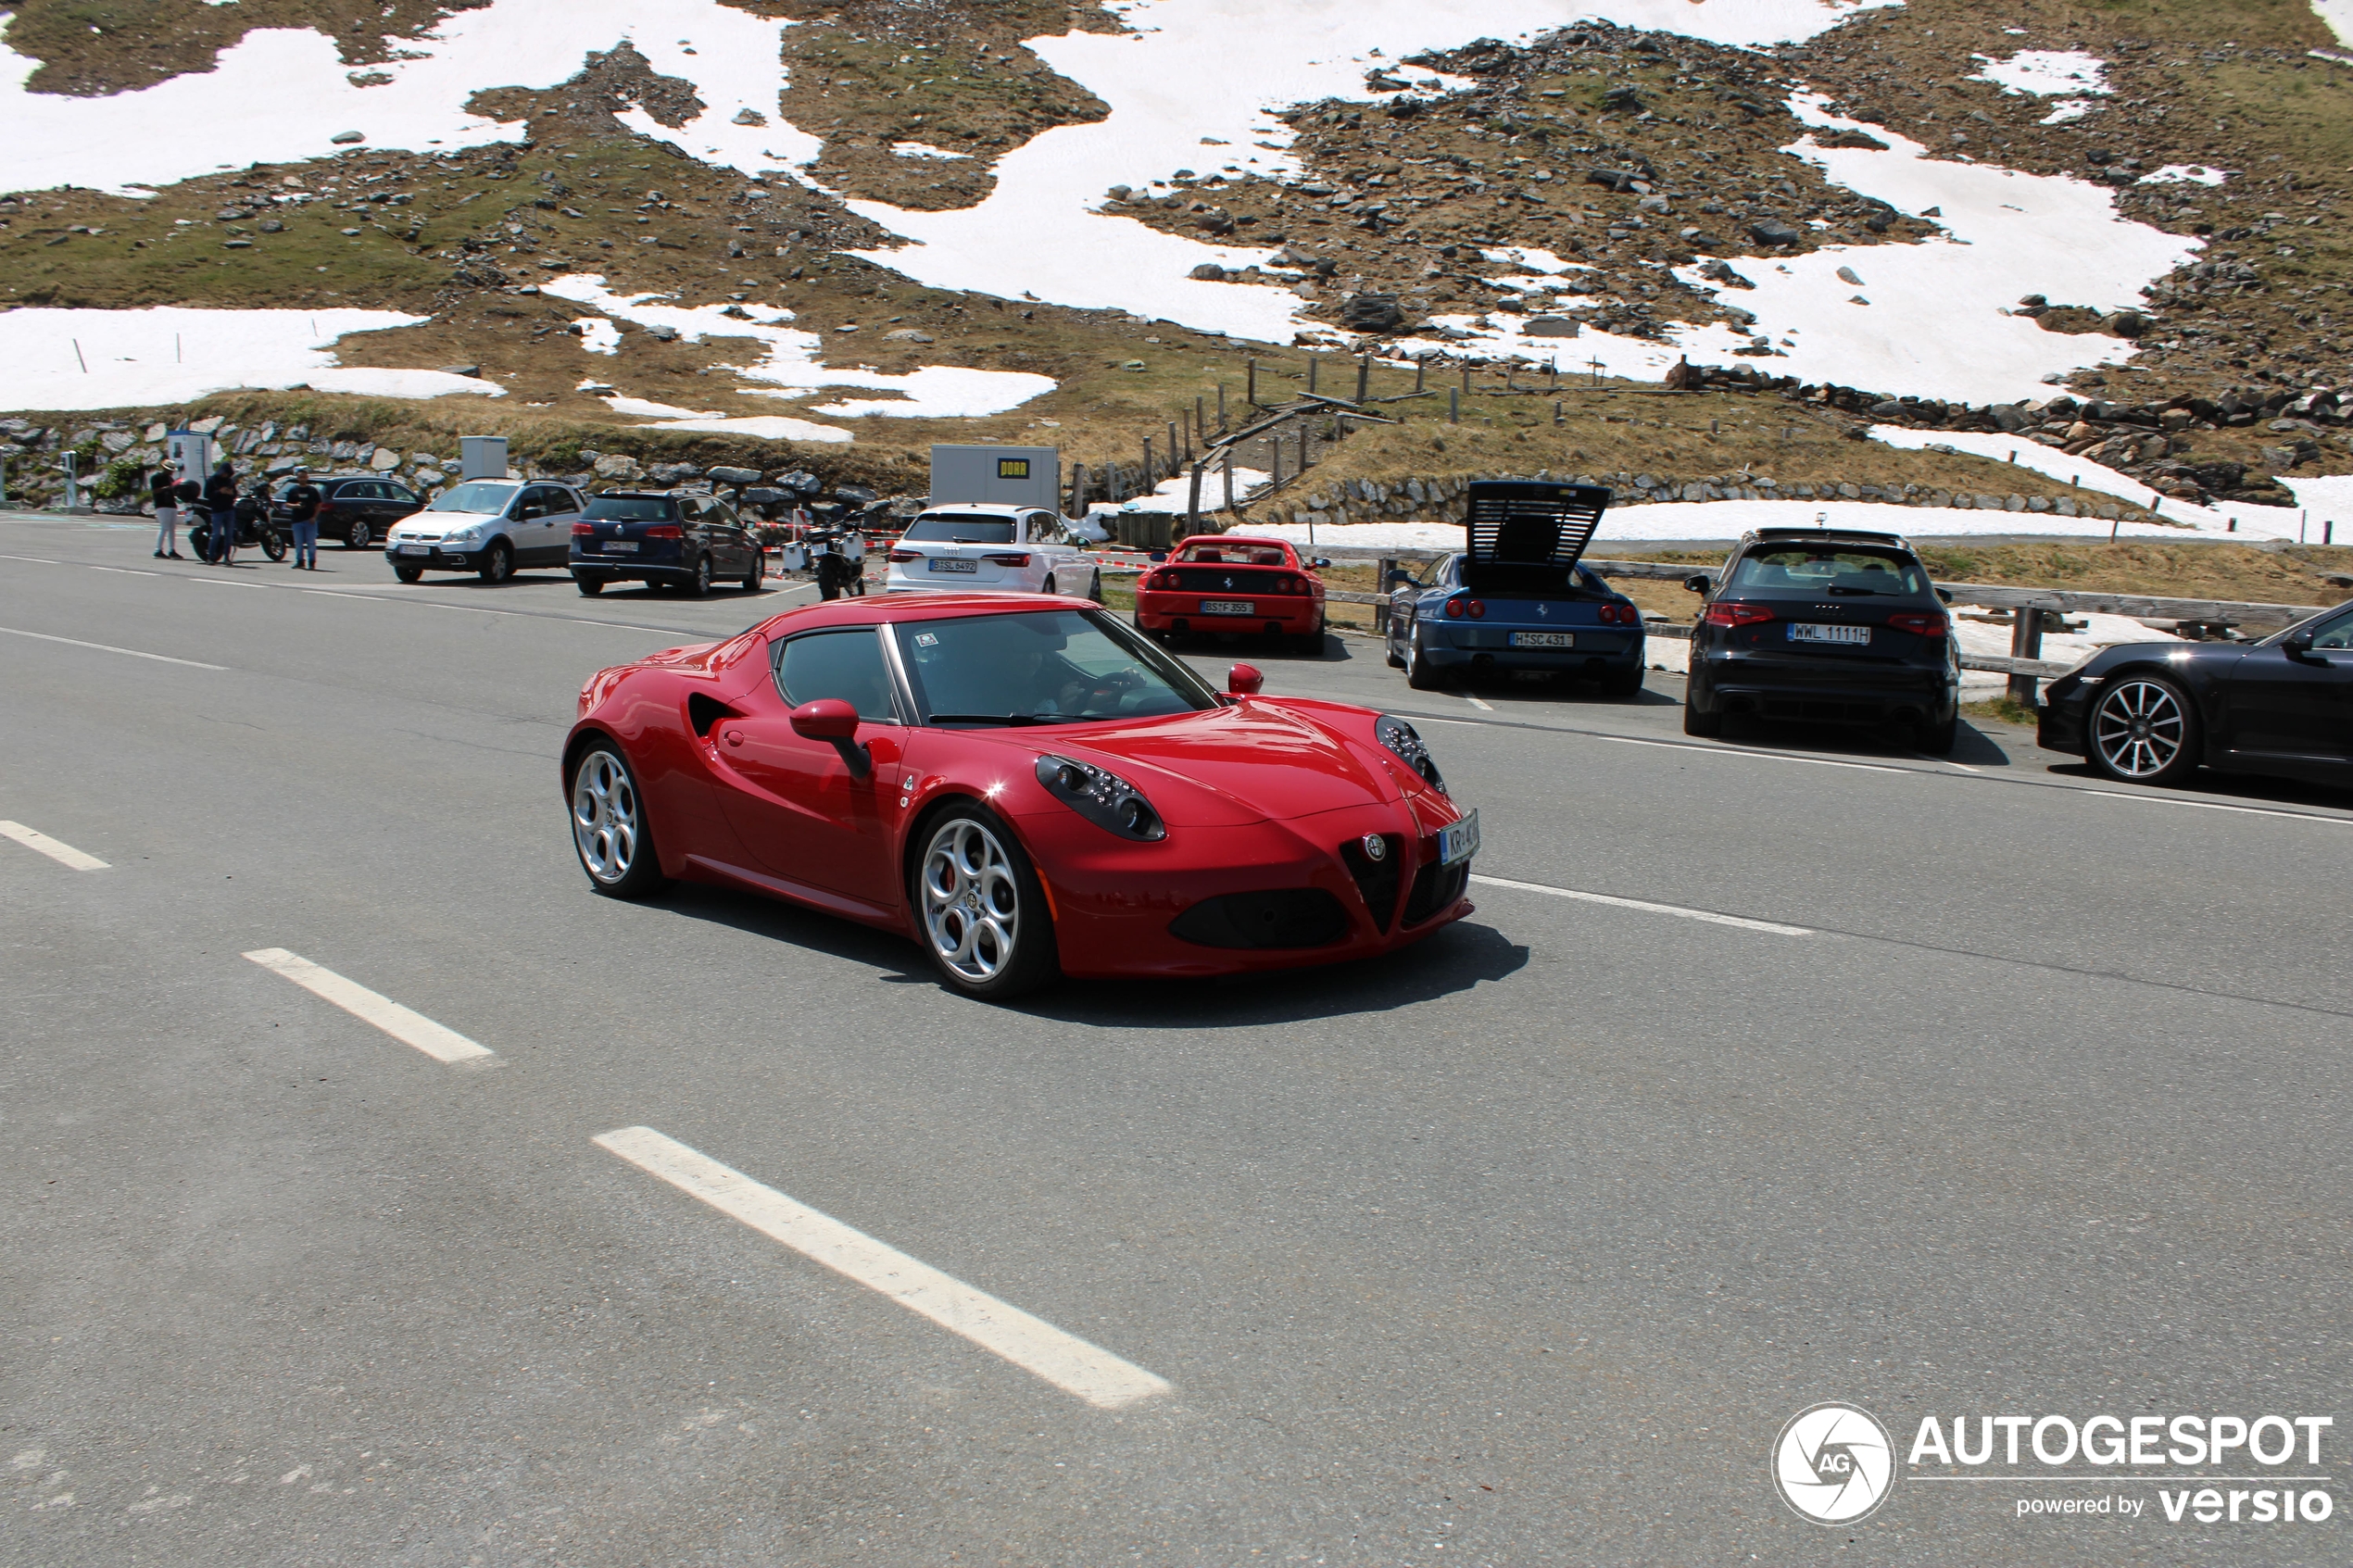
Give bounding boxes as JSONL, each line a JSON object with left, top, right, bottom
{"left": 2092, "top": 680, "right": 2186, "bottom": 779}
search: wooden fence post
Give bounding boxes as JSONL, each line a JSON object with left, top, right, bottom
{"left": 1186, "top": 459, "right": 1206, "bottom": 534}
{"left": 1168, "top": 420, "right": 1182, "bottom": 469}
{"left": 1217, "top": 383, "right": 1227, "bottom": 432}
{"left": 1246, "top": 358, "right": 1257, "bottom": 407}
{"left": 1142, "top": 436, "right": 1153, "bottom": 487}
{"left": 1374, "top": 555, "right": 1394, "bottom": 634}
{"left": 1449, "top": 387, "right": 1460, "bottom": 423}
{"left": 1308, "top": 358, "right": 1318, "bottom": 395}
{"left": 1223, "top": 448, "right": 1236, "bottom": 511}
{"left": 1355, "top": 354, "right": 1370, "bottom": 405}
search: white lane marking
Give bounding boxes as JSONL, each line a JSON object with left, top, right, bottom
{"left": 0, "top": 821, "right": 108, "bottom": 871}
{"left": 1469, "top": 873, "right": 1814, "bottom": 936}
{"left": 185, "top": 576, "right": 266, "bottom": 589}
{"left": 2078, "top": 786, "right": 2353, "bottom": 823}
{"left": 88, "top": 565, "right": 161, "bottom": 577}
{"left": 1408, "top": 714, "right": 1480, "bottom": 726}
{"left": 0, "top": 553, "right": 60, "bottom": 565}
{"left": 0, "top": 624, "right": 225, "bottom": 669}
{"left": 1462, "top": 693, "right": 1496, "bottom": 712}
{"left": 242, "top": 947, "right": 494, "bottom": 1064}
{"left": 595, "top": 1125, "right": 1173, "bottom": 1411}
{"left": 1596, "top": 733, "right": 1909, "bottom": 774}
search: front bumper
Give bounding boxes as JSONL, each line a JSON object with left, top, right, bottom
{"left": 386, "top": 544, "right": 482, "bottom": 570}
{"left": 1013, "top": 796, "right": 1474, "bottom": 979}
{"left": 2035, "top": 675, "right": 2089, "bottom": 755}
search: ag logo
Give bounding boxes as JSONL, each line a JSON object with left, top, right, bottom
{"left": 1772, "top": 1402, "right": 1896, "bottom": 1524}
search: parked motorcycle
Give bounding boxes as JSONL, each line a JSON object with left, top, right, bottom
{"left": 187, "top": 483, "right": 288, "bottom": 562}
{"left": 807, "top": 525, "right": 867, "bottom": 600}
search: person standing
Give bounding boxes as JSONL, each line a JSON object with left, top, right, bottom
{"left": 149, "top": 463, "right": 183, "bottom": 558}
{"left": 283, "top": 466, "right": 322, "bottom": 571}
{"left": 204, "top": 458, "right": 239, "bottom": 564}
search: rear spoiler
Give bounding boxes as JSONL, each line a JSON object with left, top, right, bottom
{"left": 1461, "top": 480, "right": 1610, "bottom": 573}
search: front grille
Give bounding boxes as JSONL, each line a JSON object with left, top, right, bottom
{"left": 1339, "top": 835, "right": 1403, "bottom": 932}
{"left": 1168, "top": 888, "right": 1350, "bottom": 949}
{"left": 1402, "top": 859, "right": 1470, "bottom": 927}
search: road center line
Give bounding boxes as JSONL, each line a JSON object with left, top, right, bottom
{"left": 243, "top": 947, "right": 494, "bottom": 1064}
{"left": 0, "top": 821, "right": 108, "bottom": 871}
{"left": 594, "top": 1125, "right": 1173, "bottom": 1411}
{"left": 0, "top": 624, "right": 225, "bottom": 669}
{"left": 2077, "top": 786, "right": 2353, "bottom": 822}
{"left": 1595, "top": 733, "right": 1910, "bottom": 774}
{"left": 1462, "top": 693, "right": 1497, "bottom": 712}
{"left": 0, "top": 553, "right": 60, "bottom": 565}
{"left": 1468, "top": 873, "right": 1813, "bottom": 935}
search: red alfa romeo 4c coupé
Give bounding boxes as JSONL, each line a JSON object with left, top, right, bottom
{"left": 562, "top": 593, "right": 1479, "bottom": 998}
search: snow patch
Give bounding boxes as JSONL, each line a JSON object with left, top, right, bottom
{"left": 0, "top": 305, "right": 503, "bottom": 410}
{"left": 892, "top": 142, "right": 971, "bottom": 160}
{"left": 1865, "top": 425, "right": 2297, "bottom": 538}
{"left": 2314, "top": 2, "right": 2353, "bottom": 47}
{"left": 2040, "top": 99, "right": 2096, "bottom": 126}
{"left": 1970, "top": 50, "right": 2110, "bottom": 98}
{"left": 542, "top": 273, "right": 1054, "bottom": 426}
{"left": 2139, "top": 164, "right": 2228, "bottom": 187}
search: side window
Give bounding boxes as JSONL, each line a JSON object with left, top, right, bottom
{"left": 710, "top": 501, "right": 740, "bottom": 528}
{"left": 2307, "top": 608, "right": 2353, "bottom": 651}
{"left": 678, "top": 496, "right": 706, "bottom": 523}
{"left": 511, "top": 489, "right": 542, "bottom": 521}
{"left": 384, "top": 483, "right": 418, "bottom": 507}
{"left": 542, "top": 487, "right": 578, "bottom": 516}
{"left": 343, "top": 482, "right": 381, "bottom": 501}
{"left": 775, "top": 630, "right": 897, "bottom": 721}
{"left": 1028, "top": 511, "right": 1064, "bottom": 545}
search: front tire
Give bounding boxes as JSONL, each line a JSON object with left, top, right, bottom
{"left": 2087, "top": 673, "right": 2199, "bottom": 786}
{"left": 912, "top": 806, "right": 1059, "bottom": 1000}
{"left": 740, "top": 551, "right": 763, "bottom": 593}
{"left": 261, "top": 530, "right": 288, "bottom": 562}
{"left": 394, "top": 563, "right": 423, "bottom": 584}
{"left": 571, "top": 743, "right": 668, "bottom": 898}
{"left": 479, "top": 539, "right": 513, "bottom": 583}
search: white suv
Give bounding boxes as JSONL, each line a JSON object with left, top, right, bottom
{"left": 385, "top": 479, "right": 586, "bottom": 583}
{"left": 884, "top": 504, "right": 1101, "bottom": 599}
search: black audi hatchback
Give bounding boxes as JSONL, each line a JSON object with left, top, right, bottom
{"left": 2037, "top": 600, "right": 2353, "bottom": 788}
{"left": 1683, "top": 527, "right": 1961, "bottom": 750}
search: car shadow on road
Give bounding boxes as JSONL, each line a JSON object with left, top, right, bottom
{"left": 2042, "top": 760, "right": 2353, "bottom": 811}
{"left": 1712, "top": 716, "right": 2013, "bottom": 767}
{"left": 653, "top": 882, "right": 1529, "bottom": 1022}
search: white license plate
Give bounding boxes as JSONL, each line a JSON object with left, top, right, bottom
{"left": 396, "top": 542, "right": 428, "bottom": 556}
{"left": 602, "top": 539, "right": 637, "bottom": 552}
{"left": 1510, "top": 631, "right": 1574, "bottom": 648}
{"left": 1200, "top": 599, "right": 1255, "bottom": 615}
{"left": 927, "top": 558, "right": 978, "bottom": 573}
{"left": 1789, "top": 622, "right": 1870, "bottom": 645}
{"left": 1438, "top": 809, "right": 1479, "bottom": 868}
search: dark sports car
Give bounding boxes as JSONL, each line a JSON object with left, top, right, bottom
{"left": 1383, "top": 480, "right": 1646, "bottom": 695}
{"left": 2037, "top": 600, "right": 2353, "bottom": 787}
{"left": 562, "top": 594, "right": 1480, "bottom": 998}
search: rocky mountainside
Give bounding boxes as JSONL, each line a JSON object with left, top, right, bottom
{"left": 0, "top": 0, "right": 2346, "bottom": 524}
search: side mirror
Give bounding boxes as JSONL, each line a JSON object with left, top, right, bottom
{"left": 789, "top": 698, "right": 872, "bottom": 777}
{"left": 2284, "top": 631, "right": 2317, "bottom": 660}
{"left": 1386, "top": 569, "right": 1416, "bottom": 587}
{"left": 1227, "top": 663, "right": 1265, "bottom": 696}
{"left": 1935, "top": 587, "right": 1955, "bottom": 605}
{"left": 1147, "top": 549, "right": 1168, "bottom": 563}
{"left": 1311, "top": 556, "right": 1332, "bottom": 569}
{"left": 1684, "top": 573, "right": 1714, "bottom": 595}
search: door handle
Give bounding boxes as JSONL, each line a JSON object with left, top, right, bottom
{"left": 724, "top": 728, "right": 744, "bottom": 746}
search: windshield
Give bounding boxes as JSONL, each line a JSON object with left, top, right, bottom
{"left": 1729, "top": 546, "right": 1931, "bottom": 596}
{"left": 428, "top": 481, "right": 519, "bottom": 514}
{"left": 1177, "top": 542, "right": 1289, "bottom": 566}
{"left": 903, "top": 514, "right": 1015, "bottom": 545}
{"left": 893, "top": 608, "right": 1219, "bottom": 725}
{"left": 583, "top": 496, "right": 677, "bottom": 521}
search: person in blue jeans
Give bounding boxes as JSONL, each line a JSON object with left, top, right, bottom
{"left": 283, "top": 466, "right": 322, "bottom": 570}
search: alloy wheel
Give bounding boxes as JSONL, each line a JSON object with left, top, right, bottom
{"left": 572, "top": 750, "right": 640, "bottom": 884}
{"left": 2091, "top": 678, "right": 2187, "bottom": 780}
{"left": 920, "top": 818, "right": 1021, "bottom": 984}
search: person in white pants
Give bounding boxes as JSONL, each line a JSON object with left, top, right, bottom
{"left": 149, "top": 463, "right": 182, "bottom": 558}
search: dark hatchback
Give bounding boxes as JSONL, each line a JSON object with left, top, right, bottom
{"left": 1683, "top": 527, "right": 1961, "bottom": 750}
{"left": 2037, "top": 600, "right": 2353, "bottom": 788}
{"left": 569, "top": 491, "right": 764, "bottom": 596}
{"left": 271, "top": 474, "right": 422, "bottom": 551}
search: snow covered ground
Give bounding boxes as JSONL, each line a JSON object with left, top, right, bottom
{"left": 541, "top": 274, "right": 1056, "bottom": 429}
{"left": 1250, "top": 496, "right": 2266, "bottom": 552}
{"left": 0, "top": 305, "right": 503, "bottom": 410}
{"left": 1867, "top": 426, "right": 2300, "bottom": 539}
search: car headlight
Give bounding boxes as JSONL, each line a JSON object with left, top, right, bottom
{"left": 1376, "top": 714, "right": 1446, "bottom": 795}
{"left": 1035, "top": 755, "right": 1165, "bottom": 842}
{"left": 444, "top": 527, "right": 481, "bottom": 545}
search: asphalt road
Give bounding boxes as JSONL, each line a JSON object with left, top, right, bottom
{"left": 3, "top": 510, "right": 2347, "bottom": 1567}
